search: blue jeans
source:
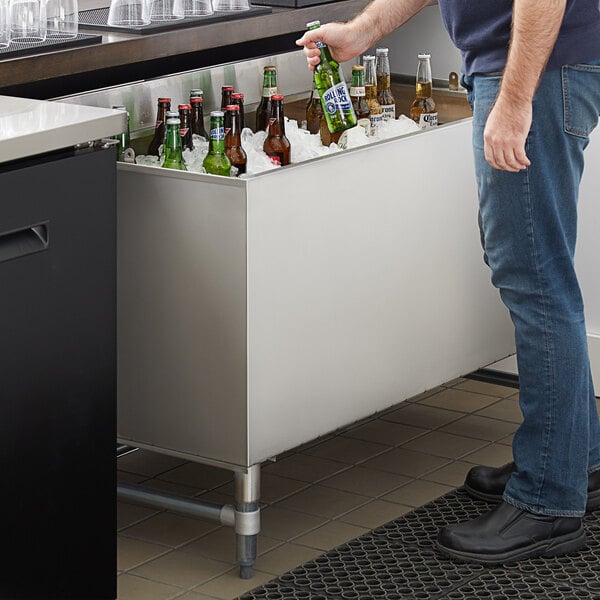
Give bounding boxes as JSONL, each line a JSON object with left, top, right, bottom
{"left": 462, "top": 60, "right": 600, "bottom": 517}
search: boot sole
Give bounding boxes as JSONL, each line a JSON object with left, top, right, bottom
{"left": 463, "top": 484, "right": 600, "bottom": 513}
{"left": 436, "top": 525, "right": 586, "bottom": 565}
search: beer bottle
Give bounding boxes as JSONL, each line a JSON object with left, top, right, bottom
{"left": 349, "top": 65, "right": 371, "bottom": 135}
{"left": 263, "top": 94, "right": 291, "bottom": 166}
{"left": 306, "top": 81, "right": 324, "bottom": 135}
{"left": 231, "top": 92, "right": 245, "bottom": 130}
{"left": 362, "top": 55, "right": 384, "bottom": 133}
{"left": 375, "top": 48, "right": 396, "bottom": 121}
{"left": 147, "top": 97, "right": 171, "bottom": 156}
{"left": 221, "top": 85, "right": 234, "bottom": 111}
{"left": 178, "top": 104, "right": 194, "bottom": 151}
{"left": 307, "top": 20, "right": 357, "bottom": 136}
{"left": 255, "top": 66, "right": 277, "bottom": 132}
{"left": 202, "top": 111, "right": 232, "bottom": 176}
{"left": 224, "top": 105, "right": 247, "bottom": 175}
{"left": 190, "top": 97, "right": 208, "bottom": 139}
{"left": 162, "top": 117, "right": 187, "bottom": 171}
{"left": 410, "top": 53, "right": 438, "bottom": 129}
{"left": 112, "top": 105, "right": 134, "bottom": 162}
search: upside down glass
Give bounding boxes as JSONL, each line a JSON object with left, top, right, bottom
{"left": 10, "top": 0, "right": 46, "bottom": 43}
{"left": 107, "top": 0, "right": 150, "bottom": 27}
{"left": 47, "top": 0, "right": 78, "bottom": 38}
{"left": 0, "top": 0, "right": 10, "bottom": 48}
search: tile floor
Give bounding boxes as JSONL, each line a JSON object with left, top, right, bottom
{"left": 115, "top": 376, "right": 600, "bottom": 600}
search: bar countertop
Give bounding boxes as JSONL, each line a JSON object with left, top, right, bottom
{"left": 0, "top": 0, "right": 376, "bottom": 92}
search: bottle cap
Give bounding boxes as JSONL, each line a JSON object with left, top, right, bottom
{"left": 306, "top": 20, "right": 320, "bottom": 28}
{"left": 166, "top": 111, "right": 178, "bottom": 118}
{"left": 222, "top": 85, "right": 234, "bottom": 92}
{"left": 232, "top": 92, "right": 244, "bottom": 99}
{"left": 362, "top": 54, "right": 375, "bottom": 61}
{"left": 352, "top": 65, "right": 364, "bottom": 71}
{"left": 166, "top": 117, "right": 181, "bottom": 124}
{"left": 210, "top": 111, "right": 225, "bottom": 117}
{"left": 190, "top": 97, "right": 203, "bottom": 103}
{"left": 418, "top": 52, "right": 431, "bottom": 59}
{"left": 376, "top": 47, "right": 388, "bottom": 54}
{"left": 264, "top": 65, "right": 276, "bottom": 71}
{"left": 271, "top": 94, "right": 284, "bottom": 101}
{"left": 225, "top": 104, "right": 240, "bottom": 111}
{"left": 178, "top": 104, "right": 192, "bottom": 110}
{"left": 158, "top": 97, "right": 171, "bottom": 103}
{"left": 190, "top": 88, "right": 203, "bottom": 95}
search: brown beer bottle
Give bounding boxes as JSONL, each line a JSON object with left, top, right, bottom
{"left": 375, "top": 48, "right": 396, "bottom": 121}
{"left": 178, "top": 104, "right": 194, "bottom": 151}
{"left": 410, "top": 53, "right": 438, "bottom": 128}
{"left": 221, "top": 85, "right": 234, "bottom": 111}
{"left": 350, "top": 65, "right": 371, "bottom": 135}
{"left": 224, "top": 104, "right": 247, "bottom": 175}
{"left": 363, "top": 55, "right": 384, "bottom": 134}
{"left": 255, "top": 66, "right": 277, "bottom": 132}
{"left": 147, "top": 97, "right": 171, "bottom": 156}
{"left": 306, "top": 81, "right": 324, "bottom": 134}
{"left": 190, "top": 97, "right": 208, "bottom": 139}
{"left": 231, "top": 92, "right": 245, "bottom": 130}
{"left": 263, "top": 94, "right": 291, "bottom": 166}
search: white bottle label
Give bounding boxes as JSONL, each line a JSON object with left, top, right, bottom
{"left": 322, "top": 82, "right": 352, "bottom": 115}
{"left": 419, "top": 112, "right": 438, "bottom": 128}
{"left": 381, "top": 104, "right": 396, "bottom": 121}
{"left": 211, "top": 126, "right": 225, "bottom": 140}
{"left": 369, "top": 112, "right": 384, "bottom": 131}
{"left": 262, "top": 87, "right": 277, "bottom": 98}
{"left": 349, "top": 86, "right": 366, "bottom": 97}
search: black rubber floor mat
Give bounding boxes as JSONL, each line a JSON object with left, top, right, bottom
{"left": 239, "top": 489, "right": 600, "bottom": 599}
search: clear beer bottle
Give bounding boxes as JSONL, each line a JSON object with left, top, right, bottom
{"left": 363, "top": 55, "right": 384, "bottom": 133}
{"left": 190, "top": 97, "right": 208, "bottom": 139}
{"left": 203, "top": 111, "right": 232, "bottom": 176}
{"left": 307, "top": 20, "right": 357, "bottom": 136}
{"left": 147, "top": 97, "right": 171, "bottom": 156}
{"left": 349, "top": 65, "right": 371, "bottom": 135}
{"left": 178, "top": 104, "right": 194, "bottom": 151}
{"left": 255, "top": 66, "right": 277, "bottom": 132}
{"left": 224, "top": 104, "right": 247, "bottom": 175}
{"left": 410, "top": 53, "right": 438, "bottom": 129}
{"left": 263, "top": 94, "right": 291, "bottom": 166}
{"left": 162, "top": 117, "right": 187, "bottom": 171}
{"left": 375, "top": 48, "right": 396, "bottom": 121}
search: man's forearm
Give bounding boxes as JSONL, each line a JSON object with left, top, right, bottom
{"left": 349, "top": 0, "right": 430, "bottom": 49}
{"left": 500, "top": 0, "right": 567, "bottom": 104}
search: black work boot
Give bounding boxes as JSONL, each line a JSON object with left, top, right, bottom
{"left": 437, "top": 501, "right": 586, "bottom": 565}
{"left": 463, "top": 462, "right": 600, "bottom": 512}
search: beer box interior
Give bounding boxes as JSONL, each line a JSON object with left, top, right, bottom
{"left": 56, "top": 52, "right": 514, "bottom": 471}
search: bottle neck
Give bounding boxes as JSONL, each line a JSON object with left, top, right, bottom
{"left": 226, "top": 112, "right": 241, "bottom": 144}
{"left": 268, "top": 102, "right": 285, "bottom": 136}
{"left": 165, "top": 125, "right": 182, "bottom": 154}
{"left": 209, "top": 118, "right": 226, "bottom": 154}
{"left": 262, "top": 71, "right": 277, "bottom": 96}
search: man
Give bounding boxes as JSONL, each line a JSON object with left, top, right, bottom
{"left": 297, "top": 0, "right": 600, "bottom": 564}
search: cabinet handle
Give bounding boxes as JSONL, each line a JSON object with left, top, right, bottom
{"left": 0, "top": 222, "right": 49, "bottom": 264}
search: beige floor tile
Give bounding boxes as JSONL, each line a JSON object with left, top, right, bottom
{"left": 439, "top": 414, "right": 519, "bottom": 441}
{"left": 451, "top": 379, "right": 516, "bottom": 398}
{"left": 381, "top": 403, "right": 464, "bottom": 429}
{"left": 417, "top": 388, "right": 499, "bottom": 413}
{"left": 259, "top": 506, "right": 327, "bottom": 541}
{"left": 404, "top": 386, "right": 446, "bottom": 402}
{"left": 117, "top": 449, "right": 188, "bottom": 478}
{"left": 401, "top": 431, "right": 488, "bottom": 459}
{"left": 277, "top": 484, "right": 370, "bottom": 518}
{"left": 382, "top": 480, "right": 454, "bottom": 507}
{"left": 462, "top": 443, "right": 514, "bottom": 466}
{"left": 361, "top": 447, "right": 451, "bottom": 477}
{"left": 300, "top": 435, "right": 390, "bottom": 465}
{"left": 156, "top": 462, "right": 233, "bottom": 490}
{"left": 475, "top": 397, "right": 523, "bottom": 423}
{"left": 258, "top": 473, "right": 311, "bottom": 504}
{"left": 118, "top": 535, "right": 170, "bottom": 571}
{"left": 121, "top": 512, "right": 219, "bottom": 548}
{"left": 117, "top": 573, "right": 182, "bottom": 600}
{"left": 193, "top": 568, "right": 274, "bottom": 600}
{"left": 130, "top": 549, "right": 232, "bottom": 588}
{"left": 292, "top": 521, "right": 370, "bottom": 551}
{"left": 176, "top": 592, "right": 221, "bottom": 600}
{"left": 341, "top": 419, "right": 428, "bottom": 446}
{"left": 194, "top": 487, "right": 236, "bottom": 506}
{"left": 262, "top": 453, "right": 350, "bottom": 483}
{"left": 422, "top": 460, "right": 473, "bottom": 488}
{"left": 338, "top": 499, "right": 412, "bottom": 529}
{"left": 254, "top": 542, "right": 323, "bottom": 575}
{"left": 498, "top": 433, "right": 515, "bottom": 446}
{"left": 181, "top": 527, "right": 281, "bottom": 564}
{"left": 117, "top": 501, "right": 160, "bottom": 531}
{"left": 319, "top": 465, "right": 410, "bottom": 497}
{"left": 443, "top": 377, "right": 467, "bottom": 387}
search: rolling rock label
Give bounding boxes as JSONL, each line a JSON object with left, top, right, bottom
{"left": 323, "top": 82, "right": 352, "bottom": 115}
{"left": 419, "top": 112, "right": 438, "bottom": 128}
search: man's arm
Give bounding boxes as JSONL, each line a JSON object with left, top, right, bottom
{"left": 485, "top": 0, "right": 567, "bottom": 172}
{"left": 296, "top": 0, "right": 429, "bottom": 69}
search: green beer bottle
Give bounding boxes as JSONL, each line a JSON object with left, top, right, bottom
{"left": 162, "top": 117, "right": 187, "bottom": 171}
{"left": 111, "top": 105, "right": 134, "bottom": 162}
{"left": 306, "top": 20, "right": 357, "bottom": 136}
{"left": 202, "top": 111, "right": 232, "bottom": 177}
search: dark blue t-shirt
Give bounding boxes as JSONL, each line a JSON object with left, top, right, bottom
{"left": 438, "top": 0, "right": 600, "bottom": 75}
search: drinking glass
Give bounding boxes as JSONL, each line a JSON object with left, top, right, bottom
{"left": 0, "top": 0, "right": 11, "bottom": 47}
{"left": 212, "top": 0, "right": 249, "bottom": 11}
{"left": 183, "top": 0, "right": 211, "bottom": 16}
{"left": 148, "top": 0, "right": 183, "bottom": 21}
{"left": 47, "top": 0, "right": 78, "bottom": 38}
{"left": 107, "top": 0, "right": 150, "bottom": 26}
{"left": 10, "top": 0, "right": 46, "bottom": 43}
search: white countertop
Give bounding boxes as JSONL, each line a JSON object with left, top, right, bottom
{"left": 0, "top": 96, "right": 127, "bottom": 163}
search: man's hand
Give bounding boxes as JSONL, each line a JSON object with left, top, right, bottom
{"left": 484, "top": 95, "right": 532, "bottom": 172}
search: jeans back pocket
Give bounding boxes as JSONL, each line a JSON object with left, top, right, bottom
{"left": 562, "top": 61, "right": 600, "bottom": 138}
